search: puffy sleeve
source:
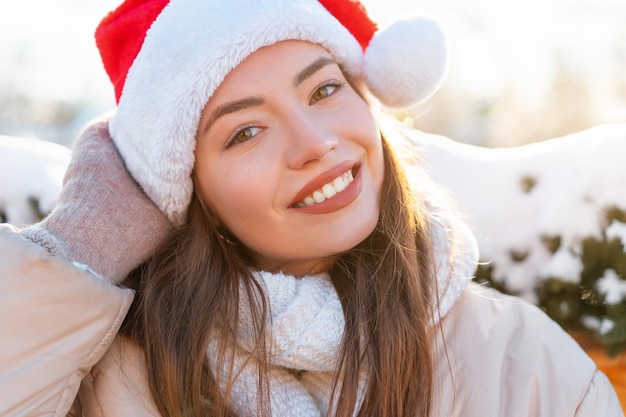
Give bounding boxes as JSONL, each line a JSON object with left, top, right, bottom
{"left": 77, "top": 335, "right": 162, "bottom": 417}
{"left": 575, "top": 370, "right": 623, "bottom": 416}
{"left": 433, "top": 283, "right": 624, "bottom": 417}
{"left": 0, "top": 224, "right": 134, "bottom": 416}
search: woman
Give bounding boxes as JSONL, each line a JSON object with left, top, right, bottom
{"left": 0, "top": 0, "right": 622, "bottom": 416}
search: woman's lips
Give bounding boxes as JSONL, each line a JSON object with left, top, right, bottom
{"left": 290, "top": 161, "right": 362, "bottom": 214}
{"left": 292, "top": 169, "right": 354, "bottom": 208}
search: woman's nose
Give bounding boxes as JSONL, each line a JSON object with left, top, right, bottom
{"left": 285, "top": 114, "right": 338, "bottom": 169}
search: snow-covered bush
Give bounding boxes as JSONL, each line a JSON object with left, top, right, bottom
{"left": 405, "top": 122, "right": 626, "bottom": 356}
{"left": 0, "top": 135, "right": 70, "bottom": 227}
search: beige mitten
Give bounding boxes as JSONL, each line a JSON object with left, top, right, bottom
{"left": 20, "top": 115, "right": 175, "bottom": 284}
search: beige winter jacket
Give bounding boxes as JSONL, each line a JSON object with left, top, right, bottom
{"left": 0, "top": 224, "right": 623, "bottom": 416}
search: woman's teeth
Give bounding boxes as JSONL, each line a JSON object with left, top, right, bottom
{"left": 294, "top": 170, "right": 354, "bottom": 208}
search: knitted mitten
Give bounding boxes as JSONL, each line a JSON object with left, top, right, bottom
{"left": 20, "top": 115, "right": 174, "bottom": 284}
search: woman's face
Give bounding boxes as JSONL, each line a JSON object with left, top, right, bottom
{"left": 195, "top": 40, "right": 384, "bottom": 276}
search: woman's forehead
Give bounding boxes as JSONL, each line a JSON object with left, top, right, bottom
{"left": 202, "top": 41, "right": 339, "bottom": 107}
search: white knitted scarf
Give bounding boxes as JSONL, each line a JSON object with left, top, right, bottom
{"left": 206, "top": 170, "right": 479, "bottom": 417}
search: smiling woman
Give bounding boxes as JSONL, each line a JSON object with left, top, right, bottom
{"left": 0, "top": 0, "right": 623, "bottom": 416}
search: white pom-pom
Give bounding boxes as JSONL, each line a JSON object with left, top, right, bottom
{"left": 363, "top": 16, "right": 448, "bottom": 108}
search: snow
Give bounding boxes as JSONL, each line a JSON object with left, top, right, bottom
{"left": 0, "top": 135, "right": 70, "bottom": 227}
{"left": 597, "top": 269, "right": 626, "bottom": 305}
{"left": 582, "top": 315, "right": 615, "bottom": 335}
{"left": 540, "top": 248, "right": 583, "bottom": 284}
{"left": 393, "top": 119, "right": 626, "bottom": 299}
{"left": 606, "top": 220, "right": 626, "bottom": 248}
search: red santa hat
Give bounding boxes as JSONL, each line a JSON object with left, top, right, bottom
{"left": 95, "top": 0, "right": 447, "bottom": 226}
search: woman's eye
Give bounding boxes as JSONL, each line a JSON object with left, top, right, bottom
{"left": 226, "top": 126, "right": 262, "bottom": 147}
{"left": 310, "top": 81, "right": 344, "bottom": 103}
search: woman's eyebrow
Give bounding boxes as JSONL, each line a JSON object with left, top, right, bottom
{"left": 202, "top": 57, "right": 337, "bottom": 135}
{"left": 202, "top": 96, "right": 265, "bottom": 135}
{"left": 293, "top": 57, "right": 338, "bottom": 87}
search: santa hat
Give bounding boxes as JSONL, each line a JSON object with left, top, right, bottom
{"left": 95, "top": 0, "right": 447, "bottom": 226}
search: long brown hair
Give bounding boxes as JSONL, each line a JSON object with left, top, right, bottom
{"left": 120, "top": 130, "right": 436, "bottom": 417}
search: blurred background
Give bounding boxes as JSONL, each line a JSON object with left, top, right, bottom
{"left": 1, "top": 0, "right": 625, "bottom": 147}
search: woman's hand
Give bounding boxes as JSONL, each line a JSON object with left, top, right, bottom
{"left": 19, "top": 114, "right": 175, "bottom": 284}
